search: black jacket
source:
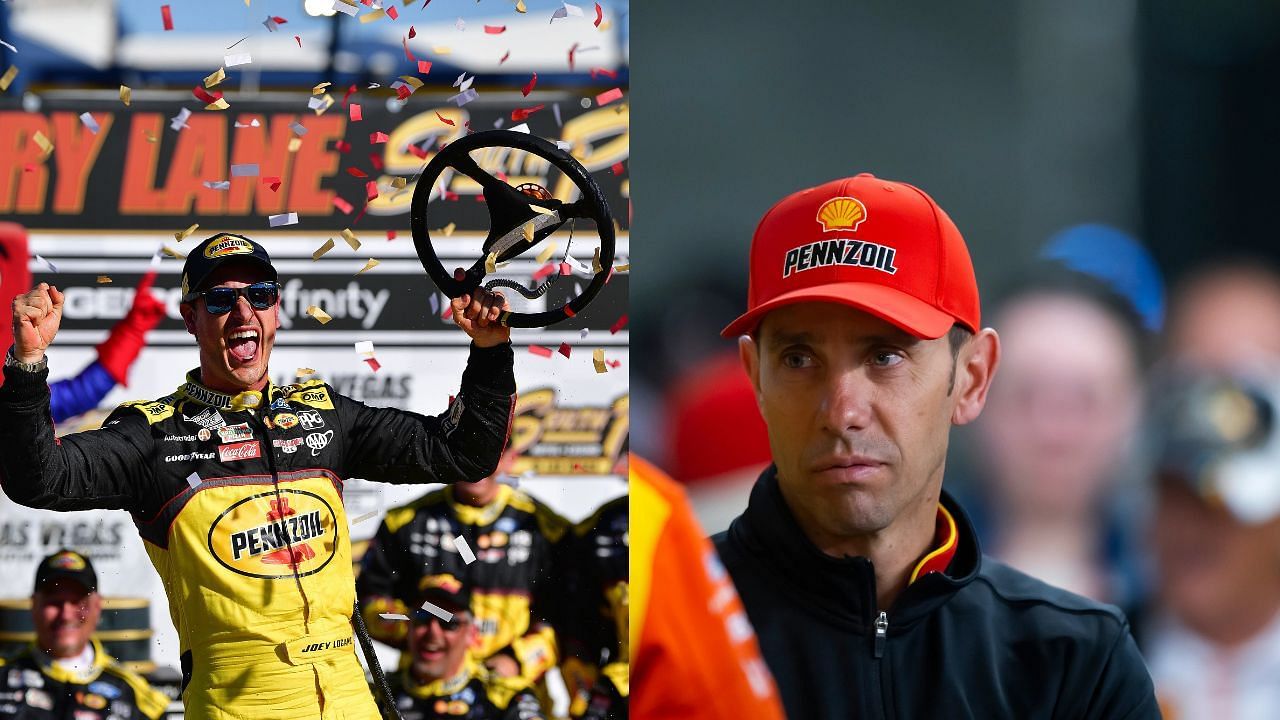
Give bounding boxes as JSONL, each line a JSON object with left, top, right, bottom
{"left": 713, "top": 468, "right": 1161, "bottom": 720}
{"left": 0, "top": 640, "right": 170, "bottom": 720}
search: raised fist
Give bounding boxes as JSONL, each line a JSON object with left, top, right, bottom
{"left": 11, "top": 283, "right": 64, "bottom": 363}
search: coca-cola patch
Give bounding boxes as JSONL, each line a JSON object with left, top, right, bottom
{"left": 218, "top": 441, "right": 262, "bottom": 462}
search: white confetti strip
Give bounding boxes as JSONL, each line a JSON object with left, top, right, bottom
{"left": 508, "top": 123, "right": 531, "bottom": 134}
{"left": 553, "top": 103, "right": 562, "bottom": 127}
{"left": 234, "top": 119, "right": 262, "bottom": 128}
{"left": 579, "top": 328, "right": 590, "bottom": 339}
{"left": 378, "top": 613, "right": 410, "bottom": 621}
{"left": 354, "top": 340, "right": 375, "bottom": 357}
{"left": 224, "top": 52, "right": 253, "bottom": 67}
{"left": 332, "top": 0, "right": 358, "bottom": 16}
{"left": 231, "top": 163, "right": 259, "bottom": 177}
{"left": 34, "top": 255, "right": 58, "bottom": 273}
{"left": 454, "top": 535, "right": 476, "bottom": 565}
{"left": 269, "top": 212, "right": 299, "bottom": 227}
{"left": 170, "top": 107, "right": 192, "bottom": 131}
{"left": 186, "top": 472, "right": 201, "bottom": 488}
{"left": 203, "top": 180, "right": 231, "bottom": 191}
{"left": 351, "top": 510, "right": 379, "bottom": 525}
{"left": 452, "top": 72, "right": 468, "bottom": 88}
{"left": 289, "top": 121, "right": 307, "bottom": 135}
{"left": 307, "top": 95, "right": 328, "bottom": 110}
{"left": 0, "top": 39, "right": 16, "bottom": 54}
{"left": 419, "top": 601, "right": 454, "bottom": 623}
{"left": 78, "top": 112, "right": 100, "bottom": 134}
{"left": 449, "top": 88, "right": 478, "bottom": 107}
{"left": 455, "top": 17, "right": 466, "bottom": 31}
{"left": 460, "top": 76, "right": 474, "bottom": 92}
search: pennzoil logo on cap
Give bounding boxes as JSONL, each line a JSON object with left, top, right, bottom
{"left": 783, "top": 239, "right": 899, "bottom": 278}
{"left": 419, "top": 573, "right": 464, "bottom": 593}
{"left": 49, "top": 551, "right": 87, "bottom": 571}
{"left": 203, "top": 235, "right": 255, "bottom": 259}
{"left": 816, "top": 196, "right": 868, "bottom": 233}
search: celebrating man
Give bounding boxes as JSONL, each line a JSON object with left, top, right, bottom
{"left": 0, "top": 233, "right": 516, "bottom": 719}
{"left": 714, "top": 175, "right": 1159, "bottom": 718}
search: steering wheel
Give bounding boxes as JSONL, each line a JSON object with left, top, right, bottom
{"left": 410, "top": 129, "right": 616, "bottom": 328}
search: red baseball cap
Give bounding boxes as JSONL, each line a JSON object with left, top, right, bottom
{"left": 721, "top": 174, "right": 980, "bottom": 339}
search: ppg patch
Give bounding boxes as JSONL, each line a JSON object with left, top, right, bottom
{"left": 783, "top": 239, "right": 898, "bottom": 278}
{"left": 441, "top": 394, "right": 465, "bottom": 437}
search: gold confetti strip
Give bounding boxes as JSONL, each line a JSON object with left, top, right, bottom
{"left": 340, "top": 228, "right": 360, "bottom": 251}
{"left": 432, "top": 46, "right": 452, "bottom": 55}
{"left": 175, "top": 223, "right": 199, "bottom": 242}
{"left": 144, "top": 132, "right": 158, "bottom": 144}
{"left": 591, "top": 247, "right": 603, "bottom": 273}
{"left": 206, "top": 98, "right": 230, "bottom": 111}
{"left": 162, "top": 246, "right": 186, "bottom": 259}
{"left": 0, "top": 65, "right": 18, "bottom": 92}
{"left": 523, "top": 222, "right": 535, "bottom": 243}
{"left": 306, "top": 305, "right": 332, "bottom": 324}
{"left": 204, "top": 67, "right": 226, "bottom": 88}
{"left": 312, "top": 82, "right": 331, "bottom": 95}
{"left": 359, "top": 8, "right": 386, "bottom": 23}
{"left": 530, "top": 205, "right": 556, "bottom": 216}
{"left": 312, "top": 94, "right": 334, "bottom": 116}
{"left": 355, "top": 258, "right": 379, "bottom": 276}
{"left": 287, "top": 137, "right": 302, "bottom": 153}
{"left": 615, "top": 262, "right": 630, "bottom": 272}
{"left": 398, "top": 75, "right": 424, "bottom": 90}
{"left": 593, "top": 348, "right": 607, "bottom": 374}
{"left": 391, "top": 177, "right": 407, "bottom": 190}
{"left": 32, "top": 131, "right": 53, "bottom": 158}
{"left": 351, "top": 510, "right": 379, "bottom": 525}
{"left": 535, "top": 242, "right": 558, "bottom": 265}
{"left": 516, "top": 0, "right": 527, "bottom": 12}
{"left": 96, "top": 276, "right": 112, "bottom": 284}
{"left": 485, "top": 252, "right": 497, "bottom": 274}
{"left": 296, "top": 367, "right": 317, "bottom": 377}
{"left": 119, "top": 85, "right": 132, "bottom": 106}
{"left": 442, "top": 222, "right": 457, "bottom": 237}
{"left": 312, "top": 238, "right": 335, "bottom": 260}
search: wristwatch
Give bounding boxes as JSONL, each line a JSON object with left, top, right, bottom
{"left": 4, "top": 347, "right": 48, "bottom": 373}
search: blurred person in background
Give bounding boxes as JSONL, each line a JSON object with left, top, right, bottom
{"left": 557, "top": 493, "right": 628, "bottom": 719}
{"left": 629, "top": 456, "right": 784, "bottom": 720}
{"left": 0, "top": 223, "right": 166, "bottom": 422}
{"left": 387, "top": 575, "right": 544, "bottom": 720}
{"left": 0, "top": 549, "right": 169, "bottom": 720}
{"left": 968, "top": 263, "right": 1153, "bottom": 615}
{"left": 359, "top": 442, "right": 568, "bottom": 690}
{"left": 1144, "top": 261, "right": 1280, "bottom": 719}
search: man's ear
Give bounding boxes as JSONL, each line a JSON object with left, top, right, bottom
{"left": 952, "top": 328, "right": 1000, "bottom": 426}
{"left": 179, "top": 303, "right": 197, "bottom": 336}
{"left": 739, "top": 334, "right": 764, "bottom": 412}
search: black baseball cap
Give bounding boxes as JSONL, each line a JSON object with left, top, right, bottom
{"left": 412, "top": 574, "right": 472, "bottom": 620}
{"left": 181, "top": 233, "right": 277, "bottom": 298}
{"left": 33, "top": 549, "right": 98, "bottom": 595}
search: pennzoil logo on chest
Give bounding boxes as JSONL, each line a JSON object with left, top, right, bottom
{"left": 207, "top": 489, "right": 340, "bottom": 579}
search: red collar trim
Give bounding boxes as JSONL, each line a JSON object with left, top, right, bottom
{"left": 908, "top": 504, "right": 959, "bottom": 584}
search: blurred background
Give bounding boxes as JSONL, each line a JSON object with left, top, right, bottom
{"left": 632, "top": 1, "right": 1280, "bottom": 717}
{"left": 0, "top": 1, "right": 627, "bottom": 716}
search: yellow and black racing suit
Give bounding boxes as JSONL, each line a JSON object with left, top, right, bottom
{"left": 0, "top": 639, "right": 171, "bottom": 720}
{"left": 0, "top": 344, "right": 515, "bottom": 720}
{"left": 386, "top": 656, "right": 544, "bottom": 720}
{"left": 357, "top": 484, "right": 569, "bottom": 688}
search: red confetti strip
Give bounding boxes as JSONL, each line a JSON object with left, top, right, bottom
{"left": 484, "top": 25, "right": 506, "bottom": 34}
{"left": 564, "top": 306, "right": 576, "bottom": 318}
{"left": 607, "top": 359, "right": 621, "bottom": 369}
{"left": 353, "top": 202, "right": 369, "bottom": 224}
{"left": 333, "top": 197, "right": 354, "bottom": 214}
{"left": 522, "top": 72, "right": 537, "bottom": 97}
{"left": 528, "top": 346, "right": 553, "bottom": 358}
{"left": 408, "top": 144, "right": 429, "bottom": 159}
{"left": 262, "top": 176, "right": 282, "bottom": 192}
{"left": 295, "top": 35, "right": 302, "bottom": 47}
{"left": 369, "top": 131, "right": 389, "bottom": 143}
{"left": 402, "top": 36, "right": 416, "bottom": 61}
{"left": 336, "top": 140, "right": 352, "bottom": 153}
{"left": 395, "top": 85, "right": 412, "bottom": 101}
{"left": 595, "top": 87, "right": 623, "bottom": 106}
{"left": 342, "top": 84, "right": 357, "bottom": 108}
{"left": 435, "top": 112, "right": 455, "bottom": 126}
{"left": 590, "top": 68, "right": 618, "bottom": 80}
{"left": 346, "top": 167, "right": 368, "bottom": 178}
{"left": 558, "top": 343, "right": 572, "bottom": 358}
{"left": 365, "top": 181, "right": 379, "bottom": 201}
{"left": 408, "top": 25, "right": 416, "bottom": 38}
{"left": 272, "top": 16, "right": 288, "bottom": 24}
{"left": 532, "top": 263, "right": 556, "bottom": 282}
{"left": 512, "top": 104, "right": 545, "bottom": 122}
{"left": 611, "top": 161, "right": 625, "bottom": 175}
{"left": 418, "top": 60, "right": 432, "bottom": 74}
{"left": 560, "top": 262, "right": 572, "bottom": 275}
{"left": 610, "top": 314, "right": 629, "bottom": 333}
{"left": 365, "top": 357, "right": 381, "bottom": 372}
{"left": 568, "top": 42, "right": 578, "bottom": 71}
{"left": 386, "top": 230, "right": 397, "bottom": 241}
{"left": 350, "top": 104, "right": 362, "bottom": 121}
{"left": 161, "top": 5, "right": 174, "bottom": 31}
{"left": 386, "top": 6, "right": 398, "bottom": 20}
{"left": 192, "top": 86, "right": 222, "bottom": 105}
{"left": 499, "top": 50, "right": 510, "bottom": 64}
{"left": 594, "top": 2, "right": 603, "bottom": 26}
{"left": 441, "top": 300, "right": 452, "bottom": 319}
{"left": 369, "top": 153, "right": 384, "bottom": 171}
{"left": 444, "top": 191, "right": 459, "bottom": 201}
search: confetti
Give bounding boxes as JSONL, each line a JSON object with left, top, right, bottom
{"left": 349, "top": 103, "right": 362, "bottom": 121}
{"left": 0, "top": 40, "right": 16, "bottom": 53}
{"left": 484, "top": 252, "right": 498, "bottom": 274}
{"left": 449, "top": 89, "right": 478, "bottom": 107}
{"left": 436, "top": 112, "right": 455, "bottom": 126}
{"left": 79, "top": 112, "right": 101, "bottom": 134}
{"left": 346, "top": 167, "right": 368, "bottom": 178}
{"left": 593, "top": 348, "right": 607, "bottom": 373}
{"left": 289, "top": 121, "right": 307, "bottom": 135}
{"left": 615, "top": 262, "right": 630, "bottom": 271}
{"left": 484, "top": 25, "right": 506, "bottom": 34}
{"left": 34, "top": 255, "right": 58, "bottom": 273}
{"left": 535, "top": 242, "right": 558, "bottom": 265}
{"left": 296, "top": 367, "right": 317, "bottom": 377}
{"left": 508, "top": 123, "right": 531, "bottom": 134}
{"left": 523, "top": 222, "right": 537, "bottom": 243}
{"left": 378, "top": 613, "right": 410, "bottom": 622}
{"left": 558, "top": 343, "right": 572, "bottom": 358}
{"left": 418, "top": 60, "right": 432, "bottom": 74}
{"left": 269, "top": 212, "right": 299, "bottom": 227}
{"left": 309, "top": 94, "right": 334, "bottom": 115}
{"left": 295, "top": 36, "right": 302, "bottom": 47}
{"left": 355, "top": 258, "right": 379, "bottom": 275}
{"left": 359, "top": 7, "right": 386, "bottom": 23}
{"left": 312, "top": 238, "right": 335, "bottom": 260}
{"left": 522, "top": 73, "right": 537, "bottom": 96}
{"left": 203, "top": 180, "right": 231, "bottom": 191}
{"left": 369, "top": 131, "right": 389, "bottom": 144}
{"left": 442, "top": 222, "right": 457, "bottom": 237}
{"left": 306, "top": 305, "right": 332, "bottom": 324}
{"left": 231, "top": 163, "right": 259, "bottom": 177}
{"left": 175, "top": 223, "right": 199, "bottom": 242}
{"left": 170, "top": 107, "right": 192, "bottom": 131}
{"left": 594, "top": 2, "right": 603, "bottom": 26}
{"left": 591, "top": 247, "right": 603, "bottom": 273}
{"left": 333, "top": 197, "right": 353, "bottom": 214}
{"left": 332, "top": 0, "right": 358, "bottom": 16}
{"left": 262, "top": 176, "right": 282, "bottom": 192}
{"left": 512, "top": 104, "right": 544, "bottom": 121}
{"left": 610, "top": 314, "right": 628, "bottom": 333}
{"left": 516, "top": 0, "right": 527, "bottom": 12}
{"left": 580, "top": 328, "right": 590, "bottom": 340}
{"left": 387, "top": 230, "right": 397, "bottom": 240}
{"left": 455, "top": 17, "right": 466, "bottom": 31}
{"left": 454, "top": 535, "right": 476, "bottom": 564}
{"left": 365, "top": 181, "right": 379, "bottom": 202}
{"left": 288, "top": 137, "right": 302, "bottom": 152}
{"left": 234, "top": 119, "right": 262, "bottom": 128}
{"left": 595, "top": 87, "right": 623, "bottom": 106}
{"left": 341, "top": 228, "right": 360, "bottom": 250}
{"left": 119, "top": 85, "right": 132, "bottom": 105}
{"left": 0, "top": 65, "right": 17, "bottom": 92}
{"left": 355, "top": 340, "right": 375, "bottom": 357}
{"left": 193, "top": 85, "right": 221, "bottom": 105}
{"left": 186, "top": 472, "right": 201, "bottom": 488}
{"left": 528, "top": 345, "right": 554, "bottom": 358}
{"left": 32, "top": 131, "right": 53, "bottom": 157}
{"left": 499, "top": 50, "right": 511, "bottom": 64}
{"left": 204, "top": 67, "right": 226, "bottom": 88}
{"left": 351, "top": 510, "right": 379, "bottom": 525}
{"left": 96, "top": 276, "right": 112, "bottom": 284}
{"left": 419, "top": 601, "right": 453, "bottom": 623}
{"left": 161, "top": 246, "right": 186, "bottom": 260}
{"left": 312, "top": 82, "right": 331, "bottom": 94}
{"left": 161, "top": 5, "right": 174, "bottom": 31}
{"left": 225, "top": 52, "right": 252, "bottom": 67}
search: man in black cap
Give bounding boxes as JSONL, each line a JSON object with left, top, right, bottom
{"left": 0, "top": 233, "right": 516, "bottom": 719}
{"left": 0, "top": 549, "right": 170, "bottom": 719}
{"left": 387, "top": 574, "right": 545, "bottom": 720}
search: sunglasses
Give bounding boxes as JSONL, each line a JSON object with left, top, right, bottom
{"left": 184, "top": 281, "right": 281, "bottom": 315}
{"left": 411, "top": 611, "right": 468, "bottom": 631}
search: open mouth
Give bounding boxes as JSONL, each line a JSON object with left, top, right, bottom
{"left": 227, "top": 328, "right": 260, "bottom": 363}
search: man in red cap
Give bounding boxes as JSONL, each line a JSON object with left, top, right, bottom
{"left": 714, "top": 175, "right": 1159, "bottom": 718}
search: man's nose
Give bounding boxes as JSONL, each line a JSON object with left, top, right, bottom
{"left": 820, "top": 367, "right": 875, "bottom": 433}
{"left": 58, "top": 601, "right": 80, "bottom": 621}
{"left": 229, "top": 293, "right": 254, "bottom": 320}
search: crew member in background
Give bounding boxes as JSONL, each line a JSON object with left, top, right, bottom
{"left": 0, "top": 222, "right": 165, "bottom": 422}
{"left": 359, "top": 443, "right": 569, "bottom": 689}
{"left": 557, "top": 492, "right": 628, "bottom": 719}
{"left": 0, "top": 549, "right": 170, "bottom": 719}
{"left": 629, "top": 456, "right": 784, "bottom": 720}
{"left": 386, "top": 575, "right": 544, "bottom": 720}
